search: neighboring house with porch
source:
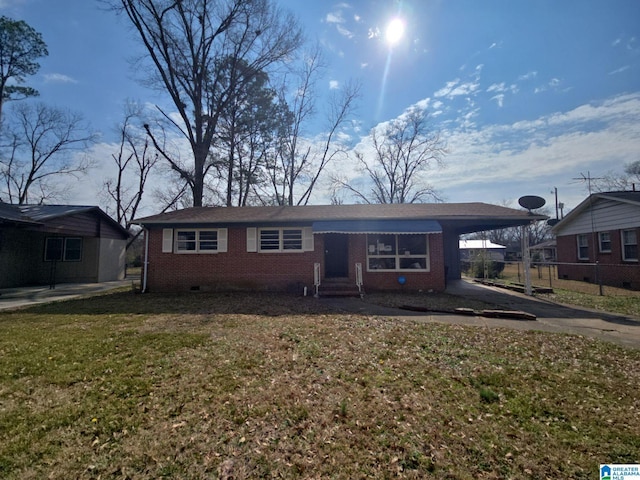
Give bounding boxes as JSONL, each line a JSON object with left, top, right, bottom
{"left": 134, "top": 203, "right": 544, "bottom": 295}
{"left": 552, "top": 191, "right": 640, "bottom": 290}
{"left": 0, "top": 204, "right": 129, "bottom": 288}
{"left": 459, "top": 239, "right": 507, "bottom": 262}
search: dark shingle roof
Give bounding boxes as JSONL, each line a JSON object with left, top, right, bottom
{"left": 0, "top": 204, "right": 98, "bottom": 224}
{"left": 0, "top": 204, "right": 129, "bottom": 237}
{"left": 134, "top": 203, "right": 544, "bottom": 228}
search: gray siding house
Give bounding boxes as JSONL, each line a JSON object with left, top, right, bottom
{"left": 552, "top": 191, "right": 640, "bottom": 290}
{"left": 0, "top": 204, "right": 129, "bottom": 288}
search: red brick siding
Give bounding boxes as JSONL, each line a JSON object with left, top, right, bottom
{"left": 145, "top": 227, "right": 447, "bottom": 293}
{"left": 146, "top": 227, "right": 322, "bottom": 292}
{"left": 556, "top": 230, "right": 640, "bottom": 290}
{"left": 353, "top": 234, "right": 446, "bottom": 292}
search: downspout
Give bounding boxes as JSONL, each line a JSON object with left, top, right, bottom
{"left": 142, "top": 227, "right": 149, "bottom": 293}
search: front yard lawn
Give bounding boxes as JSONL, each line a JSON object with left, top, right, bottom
{"left": 1, "top": 291, "right": 638, "bottom": 479}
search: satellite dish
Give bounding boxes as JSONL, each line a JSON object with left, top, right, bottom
{"left": 547, "top": 218, "right": 559, "bottom": 226}
{"left": 518, "top": 195, "right": 546, "bottom": 211}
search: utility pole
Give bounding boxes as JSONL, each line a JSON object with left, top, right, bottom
{"left": 572, "top": 171, "right": 606, "bottom": 295}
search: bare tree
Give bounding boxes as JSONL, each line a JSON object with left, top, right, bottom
{"left": 265, "top": 46, "right": 360, "bottom": 206}
{"left": 0, "top": 16, "right": 48, "bottom": 122}
{"left": 109, "top": 0, "right": 303, "bottom": 207}
{"left": 469, "top": 206, "right": 553, "bottom": 250}
{"left": 592, "top": 160, "right": 640, "bottom": 192}
{"left": 333, "top": 106, "right": 446, "bottom": 204}
{"left": 103, "top": 101, "right": 159, "bottom": 236}
{"left": 0, "top": 102, "right": 96, "bottom": 204}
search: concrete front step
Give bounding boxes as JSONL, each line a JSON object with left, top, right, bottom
{"left": 318, "top": 278, "right": 363, "bottom": 297}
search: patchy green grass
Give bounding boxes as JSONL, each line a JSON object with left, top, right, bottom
{"left": 537, "top": 288, "right": 640, "bottom": 319}
{"left": 1, "top": 291, "right": 639, "bottom": 479}
{"left": 498, "top": 263, "right": 640, "bottom": 318}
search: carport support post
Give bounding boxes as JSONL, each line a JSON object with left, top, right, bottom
{"left": 522, "top": 224, "right": 532, "bottom": 296}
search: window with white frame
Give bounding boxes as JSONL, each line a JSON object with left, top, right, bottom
{"left": 175, "top": 229, "right": 219, "bottom": 253}
{"left": 598, "top": 232, "right": 611, "bottom": 253}
{"left": 259, "top": 228, "right": 303, "bottom": 252}
{"left": 44, "top": 237, "right": 83, "bottom": 262}
{"left": 366, "top": 234, "right": 429, "bottom": 271}
{"left": 577, "top": 234, "right": 589, "bottom": 260}
{"left": 622, "top": 229, "right": 638, "bottom": 261}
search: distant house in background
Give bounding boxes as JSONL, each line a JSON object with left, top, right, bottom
{"left": 530, "top": 239, "right": 557, "bottom": 262}
{"left": 0, "top": 204, "right": 129, "bottom": 288}
{"left": 459, "top": 239, "right": 507, "bottom": 262}
{"left": 552, "top": 191, "right": 640, "bottom": 290}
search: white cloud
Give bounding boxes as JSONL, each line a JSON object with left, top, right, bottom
{"left": 329, "top": 80, "right": 340, "bottom": 90}
{"left": 0, "top": 0, "right": 26, "bottom": 8}
{"left": 609, "top": 65, "right": 630, "bottom": 75}
{"left": 535, "top": 77, "right": 563, "bottom": 93}
{"left": 43, "top": 73, "right": 78, "bottom": 84}
{"left": 487, "top": 82, "right": 506, "bottom": 93}
{"left": 331, "top": 92, "right": 640, "bottom": 208}
{"left": 430, "top": 93, "right": 640, "bottom": 206}
{"left": 518, "top": 71, "right": 538, "bottom": 81}
{"left": 491, "top": 94, "right": 505, "bottom": 107}
{"left": 336, "top": 24, "right": 354, "bottom": 38}
{"left": 325, "top": 12, "right": 344, "bottom": 24}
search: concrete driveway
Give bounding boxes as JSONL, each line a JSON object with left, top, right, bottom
{"left": 1, "top": 278, "right": 638, "bottom": 349}
{"left": 324, "top": 279, "right": 640, "bottom": 350}
{"left": 0, "top": 280, "right": 133, "bottom": 311}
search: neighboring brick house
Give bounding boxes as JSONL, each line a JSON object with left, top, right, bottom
{"left": 134, "top": 203, "right": 543, "bottom": 294}
{"left": 552, "top": 191, "right": 640, "bottom": 290}
{"left": 0, "top": 204, "right": 129, "bottom": 288}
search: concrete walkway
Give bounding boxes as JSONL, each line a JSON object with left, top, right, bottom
{"left": 0, "top": 280, "right": 134, "bottom": 311}
{"left": 323, "top": 279, "right": 640, "bottom": 350}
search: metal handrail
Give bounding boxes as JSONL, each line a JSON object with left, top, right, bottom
{"left": 355, "top": 262, "right": 363, "bottom": 296}
{"left": 314, "top": 263, "right": 321, "bottom": 297}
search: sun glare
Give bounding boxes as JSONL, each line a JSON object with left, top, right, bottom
{"left": 385, "top": 18, "right": 405, "bottom": 47}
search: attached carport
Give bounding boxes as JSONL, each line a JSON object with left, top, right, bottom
{"left": 432, "top": 205, "right": 547, "bottom": 282}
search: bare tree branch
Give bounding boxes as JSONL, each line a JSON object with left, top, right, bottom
{"left": 0, "top": 102, "right": 97, "bottom": 204}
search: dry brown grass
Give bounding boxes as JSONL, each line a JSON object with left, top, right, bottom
{"left": 1, "top": 291, "right": 639, "bottom": 479}
{"left": 501, "top": 263, "right": 639, "bottom": 297}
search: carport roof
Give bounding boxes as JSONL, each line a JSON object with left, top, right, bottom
{"left": 134, "top": 203, "right": 546, "bottom": 234}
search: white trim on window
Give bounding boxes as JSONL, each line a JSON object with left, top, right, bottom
{"left": 257, "top": 227, "right": 312, "bottom": 253}
{"left": 366, "top": 234, "right": 430, "bottom": 272}
{"left": 598, "top": 231, "right": 611, "bottom": 253}
{"left": 577, "top": 234, "right": 589, "bottom": 260}
{"left": 622, "top": 229, "right": 638, "bottom": 262}
{"left": 174, "top": 228, "right": 224, "bottom": 254}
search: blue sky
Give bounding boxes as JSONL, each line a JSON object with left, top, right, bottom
{"left": 2, "top": 0, "right": 639, "bottom": 215}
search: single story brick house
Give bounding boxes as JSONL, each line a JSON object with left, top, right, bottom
{"left": 552, "top": 191, "right": 640, "bottom": 290}
{"left": 134, "top": 203, "right": 544, "bottom": 294}
{"left": 0, "top": 204, "right": 129, "bottom": 288}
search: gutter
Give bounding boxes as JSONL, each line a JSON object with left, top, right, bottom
{"left": 142, "top": 227, "right": 149, "bottom": 293}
